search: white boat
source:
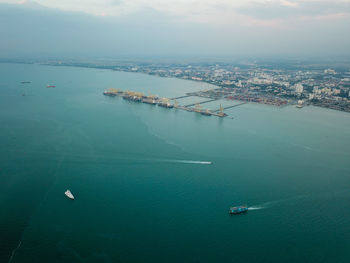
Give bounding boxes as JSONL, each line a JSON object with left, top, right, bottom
{"left": 65, "top": 189, "right": 74, "bottom": 200}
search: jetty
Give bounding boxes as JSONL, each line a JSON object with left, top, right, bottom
{"left": 213, "top": 102, "right": 246, "bottom": 112}
{"left": 103, "top": 88, "right": 244, "bottom": 118}
{"left": 170, "top": 95, "right": 192, "bottom": 100}
{"left": 184, "top": 99, "right": 218, "bottom": 107}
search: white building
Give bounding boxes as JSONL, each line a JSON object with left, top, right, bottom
{"left": 295, "top": 83, "right": 304, "bottom": 94}
{"left": 324, "top": 69, "right": 336, "bottom": 74}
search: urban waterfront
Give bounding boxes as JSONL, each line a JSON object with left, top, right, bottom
{"left": 38, "top": 58, "right": 350, "bottom": 112}
{"left": 1, "top": 63, "right": 350, "bottom": 263}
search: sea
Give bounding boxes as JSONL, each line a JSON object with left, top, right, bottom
{"left": 1, "top": 62, "right": 350, "bottom": 263}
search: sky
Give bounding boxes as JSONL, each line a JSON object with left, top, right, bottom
{"left": 0, "top": 0, "right": 350, "bottom": 59}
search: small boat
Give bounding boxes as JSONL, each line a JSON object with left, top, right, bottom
{"left": 47, "top": 85, "right": 56, "bottom": 88}
{"left": 21, "top": 81, "right": 31, "bottom": 84}
{"left": 229, "top": 205, "right": 248, "bottom": 215}
{"left": 65, "top": 190, "right": 74, "bottom": 200}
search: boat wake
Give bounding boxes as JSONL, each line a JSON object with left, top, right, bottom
{"left": 248, "top": 206, "right": 264, "bottom": 210}
{"left": 248, "top": 200, "right": 286, "bottom": 211}
{"left": 169, "top": 160, "right": 212, "bottom": 165}
{"left": 248, "top": 195, "right": 308, "bottom": 211}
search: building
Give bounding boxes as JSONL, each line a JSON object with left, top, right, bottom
{"left": 295, "top": 83, "right": 304, "bottom": 94}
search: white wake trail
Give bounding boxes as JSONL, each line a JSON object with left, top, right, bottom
{"left": 248, "top": 206, "right": 264, "bottom": 210}
{"left": 248, "top": 195, "right": 308, "bottom": 211}
{"left": 169, "top": 160, "right": 213, "bottom": 165}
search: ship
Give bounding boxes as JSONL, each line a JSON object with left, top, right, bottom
{"left": 142, "top": 93, "right": 158, "bottom": 105}
{"left": 158, "top": 98, "right": 174, "bottom": 108}
{"left": 65, "top": 189, "right": 74, "bottom": 200}
{"left": 131, "top": 96, "right": 142, "bottom": 102}
{"left": 21, "top": 81, "right": 31, "bottom": 84}
{"left": 123, "top": 95, "right": 142, "bottom": 102}
{"left": 229, "top": 205, "right": 248, "bottom": 215}
{"left": 217, "top": 112, "right": 227, "bottom": 117}
{"left": 103, "top": 88, "right": 120, "bottom": 97}
{"left": 122, "top": 94, "right": 132, "bottom": 100}
{"left": 200, "top": 109, "right": 212, "bottom": 116}
{"left": 158, "top": 102, "right": 174, "bottom": 108}
{"left": 122, "top": 91, "right": 143, "bottom": 102}
{"left": 103, "top": 90, "right": 117, "bottom": 97}
{"left": 142, "top": 98, "right": 157, "bottom": 105}
{"left": 47, "top": 85, "right": 56, "bottom": 88}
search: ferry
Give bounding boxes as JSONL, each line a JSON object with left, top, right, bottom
{"left": 229, "top": 205, "right": 248, "bottom": 215}
{"left": 65, "top": 190, "right": 74, "bottom": 200}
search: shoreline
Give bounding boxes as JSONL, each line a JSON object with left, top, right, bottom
{"left": 2, "top": 61, "right": 349, "bottom": 114}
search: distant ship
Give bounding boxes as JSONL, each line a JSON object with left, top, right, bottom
{"left": 200, "top": 109, "right": 212, "bottom": 116}
{"left": 65, "top": 190, "right": 74, "bottom": 200}
{"left": 229, "top": 205, "right": 248, "bottom": 214}
{"left": 158, "top": 102, "right": 174, "bottom": 108}
{"left": 21, "top": 81, "right": 31, "bottom": 84}
{"left": 142, "top": 98, "right": 157, "bottom": 105}
{"left": 103, "top": 90, "right": 117, "bottom": 97}
{"left": 103, "top": 88, "right": 122, "bottom": 96}
{"left": 123, "top": 94, "right": 142, "bottom": 102}
{"left": 47, "top": 85, "right": 56, "bottom": 88}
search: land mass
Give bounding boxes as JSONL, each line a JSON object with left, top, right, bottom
{"left": 3, "top": 58, "right": 350, "bottom": 112}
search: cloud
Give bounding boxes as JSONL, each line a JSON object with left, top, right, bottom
{"left": 1, "top": 0, "right": 349, "bottom": 24}
{"left": 280, "top": 0, "right": 300, "bottom": 8}
{"left": 0, "top": 0, "right": 349, "bottom": 58}
{"left": 238, "top": 0, "right": 350, "bottom": 20}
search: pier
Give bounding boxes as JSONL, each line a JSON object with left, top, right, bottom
{"left": 184, "top": 99, "right": 218, "bottom": 107}
{"left": 213, "top": 102, "right": 246, "bottom": 112}
{"left": 103, "top": 88, "right": 242, "bottom": 118}
{"left": 170, "top": 95, "right": 192, "bottom": 100}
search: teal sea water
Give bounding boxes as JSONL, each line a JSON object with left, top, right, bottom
{"left": 1, "top": 63, "right": 350, "bottom": 263}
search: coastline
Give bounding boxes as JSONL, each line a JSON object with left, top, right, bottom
{"left": 2, "top": 60, "right": 349, "bottom": 113}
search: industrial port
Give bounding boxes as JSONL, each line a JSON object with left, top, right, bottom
{"left": 103, "top": 88, "right": 234, "bottom": 117}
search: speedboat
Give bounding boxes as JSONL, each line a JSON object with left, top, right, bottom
{"left": 65, "top": 189, "right": 74, "bottom": 200}
{"left": 229, "top": 205, "right": 248, "bottom": 214}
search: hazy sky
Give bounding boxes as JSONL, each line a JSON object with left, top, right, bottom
{"left": 0, "top": 0, "right": 350, "bottom": 58}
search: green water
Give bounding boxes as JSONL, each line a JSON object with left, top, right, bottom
{"left": 1, "top": 63, "right": 350, "bottom": 263}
